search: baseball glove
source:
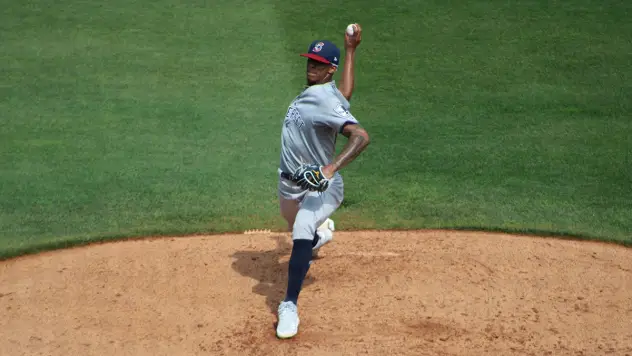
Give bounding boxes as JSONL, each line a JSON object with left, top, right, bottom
{"left": 292, "top": 164, "right": 331, "bottom": 192}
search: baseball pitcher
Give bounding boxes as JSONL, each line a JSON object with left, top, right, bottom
{"left": 275, "top": 24, "right": 369, "bottom": 339}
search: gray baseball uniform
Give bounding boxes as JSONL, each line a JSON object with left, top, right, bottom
{"left": 277, "top": 80, "right": 359, "bottom": 241}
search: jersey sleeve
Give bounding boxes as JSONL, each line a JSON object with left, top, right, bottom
{"left": 315, "top": 100, "right": 360, "bottom": 133}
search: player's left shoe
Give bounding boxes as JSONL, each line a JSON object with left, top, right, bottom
{"left": 313, "top": 218, "right": 335, "bottom": 257}
{"left": 276, "top": 301, "right": 300, "bottom": 339}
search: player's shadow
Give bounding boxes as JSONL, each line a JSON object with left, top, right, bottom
{"left": 230, "top": 234, "right": 316, "bottom": 315}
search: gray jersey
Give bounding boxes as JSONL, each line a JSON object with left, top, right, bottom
{"left": 279, "top": 81, "right": 359, "bottom": 176}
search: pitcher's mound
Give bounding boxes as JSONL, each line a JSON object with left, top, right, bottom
{"left": 1, "top": 230, "right": 631, "bottom": 355}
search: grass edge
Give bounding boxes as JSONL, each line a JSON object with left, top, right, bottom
{"left": 1, "top": 225, "right": 629, "bottom": 262}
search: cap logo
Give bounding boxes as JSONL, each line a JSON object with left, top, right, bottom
{"left": 313, "top": 42, "right": 325, "bottom": 52}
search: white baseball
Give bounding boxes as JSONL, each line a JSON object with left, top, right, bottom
{"left": 346, "top": 24, "right": 355, "bottom": 36}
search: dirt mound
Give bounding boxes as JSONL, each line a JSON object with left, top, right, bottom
{"left": 1, "top": 230, "right": 631, "bottom": 355}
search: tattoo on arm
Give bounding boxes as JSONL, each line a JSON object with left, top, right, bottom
{"left": 330, "top": 125, "right": 370, "bottom": 172}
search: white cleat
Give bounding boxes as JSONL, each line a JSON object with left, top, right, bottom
{"left": 313, "top": 218, "right": 335, "bottom": 257}
{"left": 276, "top": 301, "right": 300, "bottom": 339}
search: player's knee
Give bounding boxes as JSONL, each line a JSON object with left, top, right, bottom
{"left": 292, "top": 219, "right": 316, "bottom": 241}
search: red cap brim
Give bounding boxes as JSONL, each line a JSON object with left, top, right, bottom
{"left": 300, "top": 53, "right": 331, "bottom": 64}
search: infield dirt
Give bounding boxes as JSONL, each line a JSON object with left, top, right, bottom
{"left": 1, "top": 230, "right": 631, "bottom": 355}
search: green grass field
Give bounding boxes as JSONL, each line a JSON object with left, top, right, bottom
{"left": 1, "top": 0, "right": 631, "bottom": 259}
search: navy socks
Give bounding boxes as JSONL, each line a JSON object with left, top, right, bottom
{"left": 284, "top": 239, "right": 313, "bottom": 305}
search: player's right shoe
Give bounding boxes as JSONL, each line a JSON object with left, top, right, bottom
{"left": 313, "top": 218, "right": 335, "bottom": 257}
{"left": 276, "top": 301, "right": 300, "bottom": 339}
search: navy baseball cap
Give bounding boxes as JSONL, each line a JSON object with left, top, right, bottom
{"left": 300, "top": 40, "right": 340, "bottom": 67}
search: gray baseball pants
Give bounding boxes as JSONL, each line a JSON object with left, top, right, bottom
{"left": 277, "top": 171, "right": 344, "bottom": 240}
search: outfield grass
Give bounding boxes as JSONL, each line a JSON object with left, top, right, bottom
{"left": 1, "top": 0, "right": 631, "bottom": 259}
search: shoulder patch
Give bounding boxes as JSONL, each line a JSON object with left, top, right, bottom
{"left": 333, "top": 103, "right": 351, "bottom": 117}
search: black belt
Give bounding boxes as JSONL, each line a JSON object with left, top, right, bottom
{"left": 280, "top": 171, "right": 294, "bottom": 181}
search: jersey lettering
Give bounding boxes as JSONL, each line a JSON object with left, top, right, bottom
{"left": 284, "top": 105, "right": 304, "bottom": 128}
